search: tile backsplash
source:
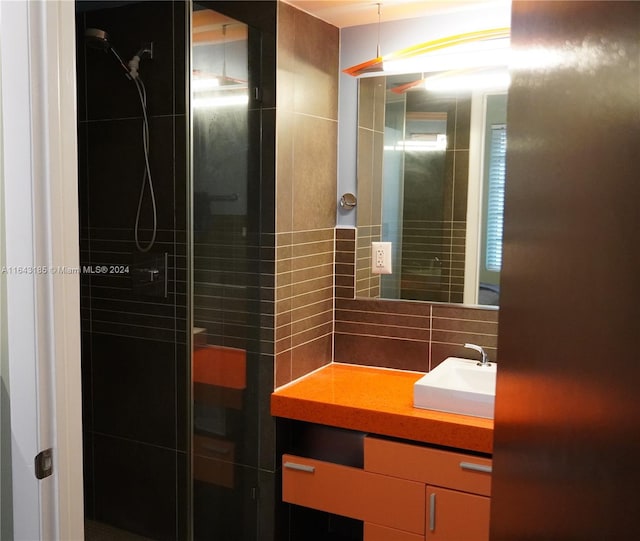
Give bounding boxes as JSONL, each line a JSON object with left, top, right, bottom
{"left": 335, "top": 227, "right": 498, "bottom": 372}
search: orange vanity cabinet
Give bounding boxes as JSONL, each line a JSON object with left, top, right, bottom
{"left": 365, "top": 437, "right": 492, "bottom": 541}
{"left": 282, "top": 436, "right": 492, "bottom": 541}
{"left": 272, "top": 363, "right": 494, "bottom": 540}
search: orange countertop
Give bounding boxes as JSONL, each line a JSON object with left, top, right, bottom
{"left": 271, "top": 363, "right": 493, "bottom": 454}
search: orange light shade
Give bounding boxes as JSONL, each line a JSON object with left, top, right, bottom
{"left": 342, "top": 56, "right": 385, "bottom": 77}
{"left": 390, "top": 78, "right": 425, "bottom": 94}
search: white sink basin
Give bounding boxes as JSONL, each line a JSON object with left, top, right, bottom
{"left": 413, "top": 357, "right": 497, "bottom": 419}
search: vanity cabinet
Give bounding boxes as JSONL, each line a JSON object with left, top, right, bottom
{"left": 366, "top": 437, "right": 492, "bottom": 541}
{"left": 282, "top": 435, "right": 492, "bottom": 541}
{"left": 272, "top": 363, "right": 494, "bottom": 539}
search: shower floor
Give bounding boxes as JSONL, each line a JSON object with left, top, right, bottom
{"left": 85, "top": 520, "right": 155, "bottom": 541}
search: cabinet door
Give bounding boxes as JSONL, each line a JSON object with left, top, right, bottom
{"left": 426, "top": 486, "right": 490, "bottom": 541}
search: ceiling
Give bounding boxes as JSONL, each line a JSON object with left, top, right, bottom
{"left": 284, "top": 0, "right": 497, "bottom": 28}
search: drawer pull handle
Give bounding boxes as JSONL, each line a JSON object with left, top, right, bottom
{"left": 460, "top": 461, "right": 492, "bottom": 474}
{"left": 429, "top": 492, "right": 436, "bottom": 532}
{"left": 284, "top": 461, "right": 315, "bottom": 473}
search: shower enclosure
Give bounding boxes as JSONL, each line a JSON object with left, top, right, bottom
{"left": 76, "top": 1, "right": 278, "bottom": 539}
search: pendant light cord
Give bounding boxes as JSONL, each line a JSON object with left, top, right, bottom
{"left": 376, "top": 3, "right": 382, "bottom": 58}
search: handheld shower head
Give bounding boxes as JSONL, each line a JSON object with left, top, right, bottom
{"left": 85, "top": 28, "right": 153, "bottom": 80}
{"left": 85, "top": 27, "right": 131, "bottom": 79}
{"left": 84, "top": 28, "right": 157, "bottom": 252}
{"left": 85, "top": 28, "right": 112, "bottom": 51}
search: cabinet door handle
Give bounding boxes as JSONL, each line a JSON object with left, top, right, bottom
{"left": 460, "top": 461, "right": 492, "bottom": 474}
{"left": 429, "top": 492, "right": 436, "bottom": 532}
{"left": 284, "top": 461, "right": 315, "bottom": 473}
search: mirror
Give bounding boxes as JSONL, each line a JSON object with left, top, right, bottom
{"left": 356, "top": 72, "right": 507, "bottom": 306}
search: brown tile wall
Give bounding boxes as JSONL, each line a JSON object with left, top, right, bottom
{"left": 335, "top": 228, "right": 356, "bottom": 300}
{"left": 272, "top": 8, "right": 498, "bottom": 384}
{"left": 275, "top": 2, "right": 339, "bottom": 387}
{"left": 335, "top": 227, "right": 498, "bottom": 372}
{"left": 356, "top": 225, "right": 381, "bottom": 298}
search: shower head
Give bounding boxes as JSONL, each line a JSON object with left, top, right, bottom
{"left": 84, "top": 27, "right": 132, "bottom": 79}
{"left": 84, "top": 27, "right": 153, "bottom": 80}
{"left": 85, "top": 28, "right": 112, "bottom": 51}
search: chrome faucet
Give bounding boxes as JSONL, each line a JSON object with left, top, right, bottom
{"left": 465, "top": 343, "right": 491, "bottom": 367}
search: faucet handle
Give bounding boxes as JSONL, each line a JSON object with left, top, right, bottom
{"left": 464, "top": 343, "right": 490, "bottom": 366}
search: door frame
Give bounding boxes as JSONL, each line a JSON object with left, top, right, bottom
{"left": 1, "top": 1, "right": 84, "bottom": 539}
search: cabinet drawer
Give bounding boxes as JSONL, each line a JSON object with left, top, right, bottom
{"left": 364, "top": 437, "right": 492, "bottom": 496}
{"left": 282, "top": 454, "right": 425, "bottom": 534}
{"left": 364, "top": 523, "right": 424, "bottom": 541}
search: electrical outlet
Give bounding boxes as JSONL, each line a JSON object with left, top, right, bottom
{"left": 371, "top": 241, "right": 392, "bottom": 274}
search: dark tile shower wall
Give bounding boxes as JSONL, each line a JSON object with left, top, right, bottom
{"left": 335, "top": 228, "right": 498, "bottom": 372}
{"left": 77, "top": 2, "right": 188, "bottom": 540}
{"left": 274, "top": 2, "right": 339, "bottom": 388}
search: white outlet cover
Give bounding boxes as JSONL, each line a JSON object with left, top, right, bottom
{"left": 371, "top": 241, "right": 392, "bottom": 274}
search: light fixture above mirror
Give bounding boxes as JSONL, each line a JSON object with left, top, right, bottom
{"left": 343, "top": 27, "right": 510, "bottom": 78}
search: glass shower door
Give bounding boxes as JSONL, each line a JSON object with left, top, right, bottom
{"left": 190, "top": 6, "right": 261, "bottom": 540}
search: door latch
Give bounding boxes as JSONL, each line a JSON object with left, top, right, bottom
{"left": 35, "top": 448, "right": 53, "bottom": 479}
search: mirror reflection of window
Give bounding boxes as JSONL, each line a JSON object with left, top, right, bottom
{"left": 485, "top": 124, "right": 506, "bottom": 273}
{"left": 478, "top": 94, "right": 507, "bottom": 306}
